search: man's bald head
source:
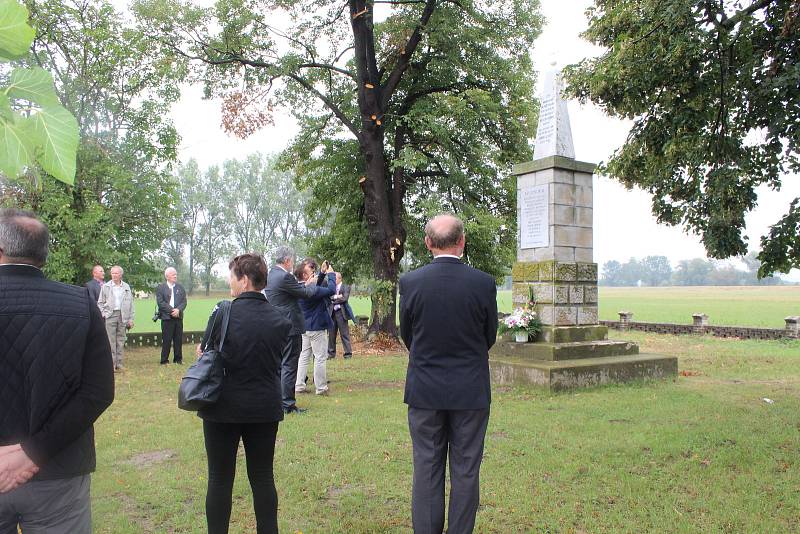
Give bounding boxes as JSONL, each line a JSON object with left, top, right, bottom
{"left": 0, "top": 209, "right": 49, "bottom": 267}
{"left": 424, "top": 214, "right": 465, "bottom": 255}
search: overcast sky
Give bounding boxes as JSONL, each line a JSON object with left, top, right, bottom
{"left": 167, "top": 0, "right": 800, "bottom": 280}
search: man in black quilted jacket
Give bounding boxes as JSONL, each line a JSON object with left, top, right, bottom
{"left": 0, "top": 209, "right": 115, "bottom": 533}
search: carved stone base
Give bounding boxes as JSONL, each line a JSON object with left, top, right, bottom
{"left": 489, "top": 327, "right": 677, "bottom": 391}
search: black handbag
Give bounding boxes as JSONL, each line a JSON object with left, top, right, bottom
{"left": 177, "top": 300, "right": 232, "bottom": 411}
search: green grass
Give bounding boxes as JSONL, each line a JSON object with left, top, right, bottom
{"left": 93, "top": 332, "right": 800, "bottom": 532}
{"left": 596, "top": 286, "right": 800, "bottom": 328}
{"left": 133, "top": 286, "right": 800, "bottom": 333}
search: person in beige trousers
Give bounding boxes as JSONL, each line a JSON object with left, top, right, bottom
{"left": 97, "top": 265, "right": 135, "bottom": 371}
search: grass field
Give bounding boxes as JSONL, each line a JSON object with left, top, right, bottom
{"left": 93, "top": 332, "right": 800, "bottom": 532}
{"left": 132, "top": 286, "right": 800, "bottom": 333}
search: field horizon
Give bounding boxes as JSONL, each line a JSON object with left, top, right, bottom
{"left": 130, "top": 285, "right": 800, "bottom": 333}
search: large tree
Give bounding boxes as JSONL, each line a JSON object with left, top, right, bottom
{"left": 566, "top": 0, "right": 800, "bottom": 278}
{"left": 135, "top": 0, "right": 541, "bottom": 335}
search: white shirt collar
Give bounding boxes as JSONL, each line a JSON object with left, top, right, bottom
{"left": 433, "top": 254, "right": 461, "bottom": 259}
{"left": 275, "top": 264, "right": 288, "bottom": 273}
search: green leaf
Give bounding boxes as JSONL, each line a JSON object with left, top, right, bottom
{"left": 0, "top": 93, "right": 13, "bottom": 120}
{"left": 0, "top": 114, "right": 34, "bottom": 177}
{"left": 0, "top": 0, "right": 35, "bottom": 61}
{"left": 29, "top": 106, "right": 79, "bottom": 184}
{"left": 7, "top": 67, "right": 61, "bottom": 107}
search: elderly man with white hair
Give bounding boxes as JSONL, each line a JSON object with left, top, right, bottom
{"left": 155, "top": 266, "right": 188, "bottom": 365}
{"left": 97, "top": 265, "right": 135, "bottom": 371}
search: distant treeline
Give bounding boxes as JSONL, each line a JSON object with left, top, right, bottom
{"left": 600, "top": 254, "right": 782, "bottom": 287}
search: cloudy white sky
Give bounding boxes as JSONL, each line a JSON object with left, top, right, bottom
{"left": 167, "top": 0, "right": 800, "bottom": 279}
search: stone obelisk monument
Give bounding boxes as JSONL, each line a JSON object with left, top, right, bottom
{"left": 489, "top": 67, "right": 677, "bottom": 390}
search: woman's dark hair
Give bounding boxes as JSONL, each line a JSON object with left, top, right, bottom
{"left": 293, "top": 257, "right": 318, "bottom": 282}
{"left": 229, "top": 253, "right": 267, "bottom": 290}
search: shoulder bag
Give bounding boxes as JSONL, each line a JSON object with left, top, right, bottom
{"left": 178, "top": 300, "right": 232, "bottom": 411}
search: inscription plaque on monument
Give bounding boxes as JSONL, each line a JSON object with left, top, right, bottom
{"left": 520, "top": 184, "right": 549, "bottom": 248}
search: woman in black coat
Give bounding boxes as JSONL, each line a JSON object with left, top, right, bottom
{"left": 197, "top": 253, "right": 291, "bottom": 533}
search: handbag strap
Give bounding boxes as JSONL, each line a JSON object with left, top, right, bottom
{"left": 215, "top": 300, "right": 233, "bottom": 353}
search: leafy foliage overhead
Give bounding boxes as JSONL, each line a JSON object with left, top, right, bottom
{"left": 0, "top": 0, "right": 78, "bottom": 184}
{"left": 135, "top": 0, "right": 542, "bottom": 333}
{"left": 566, "top": 0, "right": 800, "bottom": 277}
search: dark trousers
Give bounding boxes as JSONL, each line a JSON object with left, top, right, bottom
{"left": 280, "top": 334, "right": 303, "bottom": 410}
{"left": 203, "top": 420, "right": 279, "bottom": 534}
{"left": 327, "top": 308, "right": 352, "bottom": 356}
{"left": 160, "top": 318, "right": 184, "bottom": 363}
{"left": 408, "top": 407, "right": 490, "bottom": 534}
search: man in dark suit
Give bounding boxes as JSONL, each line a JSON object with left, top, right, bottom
{"left": 155, "top": 267, "right": 188, "bottom": 364}
{"left": 399, "top": 214, "right": 498, "bottom": 534}
{"left": 264, "top": 245, "right": 330, "bottom": 414}
{"left": 327, "top": 272, "right": 354, "bottom": 359}
{"left": 0, "top": 209, "right": 115, "bottom": 532}
{"left": 85, "top": 264, "right": 104, "bottom": 303}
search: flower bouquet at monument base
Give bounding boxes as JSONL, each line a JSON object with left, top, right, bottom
{"left": 498, "top": 305, "right": 542, "bottom": 342}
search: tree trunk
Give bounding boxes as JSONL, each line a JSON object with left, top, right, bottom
{"left": 360, "top": 130, "right": 403, "bottom": 338}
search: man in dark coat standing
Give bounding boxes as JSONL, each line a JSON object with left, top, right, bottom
{"left": 0, "top": 209, "right": 115, "bottom": 532}
{"left": 85, "top": 264, "right": 104, "bottom": 303}
{"left": 327, "top": 272, "right": 355, "bottom": 359}
{"left": 155, "top": 266, "right": 188, "bottom": 364}
{"left": 399, "top": 214, "right": 498, "bottom": 534}
{"left": 264, "top": 245, "right": 331, "bottom": 414}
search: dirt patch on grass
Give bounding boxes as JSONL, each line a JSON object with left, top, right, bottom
{"left": 125, "top": 449, "right": 176, "bottom": 468}
{"left": 117, "top": 492, "right": 157, "bottom": 533}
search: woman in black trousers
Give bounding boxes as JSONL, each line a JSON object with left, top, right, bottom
{"left": 197, "top": 253, "right": 292, "bottom": 533}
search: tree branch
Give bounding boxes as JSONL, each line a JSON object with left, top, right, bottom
{"left": 380, "top": 0, "right": 438, "bottom": 110}
{"left": 298, "top": 62, "right": 357, "bottom": 80}
{"left": 285, "top": 73, "right": 360, "bottom": 139}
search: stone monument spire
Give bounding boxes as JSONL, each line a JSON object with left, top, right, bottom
{"left": 532, "top": 65, "right": 575, "bottom": 160}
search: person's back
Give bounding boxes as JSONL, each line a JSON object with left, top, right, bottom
{"left": 199, "top": 293, "right": 291, "bottom": 423}
{"left": 400, "top": 258, "right": 497, "bottom": 410}
{"left": 399, "top": 214, "right": 497, "bottom": 534}
{"left": 0, "top": 209, "right": 114, "bottom": 533}
{"left": 196, "top": 253, "right": 291, "bottom": 533}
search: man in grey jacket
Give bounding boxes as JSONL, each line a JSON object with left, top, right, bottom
{"left": 264, "top": 246, "right": 332, "bottom": 414}
{"left": 97, "top": 265, "right": 135, "bottom": 371}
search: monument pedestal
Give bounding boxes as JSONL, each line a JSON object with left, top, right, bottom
{"left": 490, "top": 67, "right": 677, "bottom": 390}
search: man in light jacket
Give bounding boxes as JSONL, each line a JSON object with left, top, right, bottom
{"left": 97, "top": 265, "right": 135, "bottom": 371}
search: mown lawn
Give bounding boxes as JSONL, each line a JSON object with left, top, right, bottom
{"left": 132, "top": 285, "right": 800, "bottom": 333}
{"left": 93, "top": 332, "right": 800, "bottom": 532}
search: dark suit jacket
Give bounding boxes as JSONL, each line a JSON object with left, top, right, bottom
{"left": 264, "top": 265, "right": 325, "bottom": 336}
{"left": 399, "top": 256, "right": 498, "bottom": 410}
{"left": 198, "top": 292, "right": 291, "bottom": 423}
{"left": 155, "top": 282, "right": 187, "bottom": 320}
{"left": 85, "top": 278, "right": 102, "bottom": 303}
{"left": 327, "top": 283, "right": 355, "bottom": 321}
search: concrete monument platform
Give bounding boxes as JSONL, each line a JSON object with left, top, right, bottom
{"left": 489, "top": 65, "right": 677, "bottom": 391}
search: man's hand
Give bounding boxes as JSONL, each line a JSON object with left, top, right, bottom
{"left": 126, "top": 321, "right": 134, "bottom": 329}
{"left": 196, "top": 343, "right": 203, "bottom": 357}
{"left": 170, "top": 308, "right": 180, "bottom": 318}
{"left": 0, "top": 445, "right": 39, "bottom": 493}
